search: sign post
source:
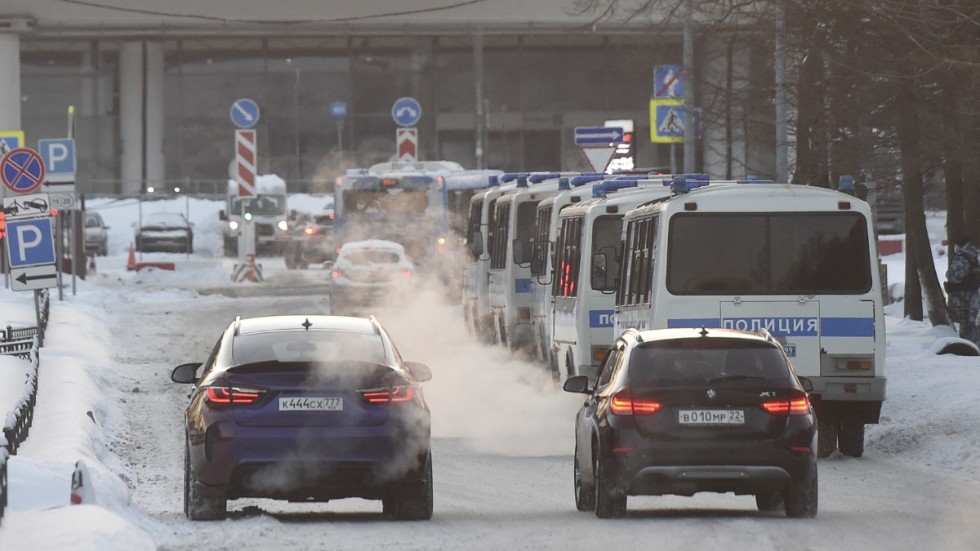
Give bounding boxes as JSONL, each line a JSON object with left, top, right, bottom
{"left": 230, "top": 99, "right": 261, "bottom": 282}
{"left": 331, "top": 101, "right": 348, "bottom": 153}
{"left": 392, "top": 97, "right": 421, "bottom": 161}
{"left": 575, "top": 126, "right": 624, "bottom": 173}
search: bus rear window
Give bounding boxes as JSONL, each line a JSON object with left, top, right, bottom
{"left": 667, "top": 213, "right": 872, "bottom": 295}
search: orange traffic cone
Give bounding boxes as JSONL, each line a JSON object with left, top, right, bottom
{"left": 127, "top": 242, "right": 136, "bottom": 271}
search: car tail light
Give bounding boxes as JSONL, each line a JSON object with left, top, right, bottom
{"left": 304, "top": 226, "right": 318, "bottom": 236}
{"left": 610, "top": 389, "right": 661, "bottom": 416}
{"left": 205, "top": 386, "right": 265, "bottom": 405}
{"left": 838, "top": 359, "right": 872, "bottom": 371}
{"left": 360, "top": 385, "right": 415, "bottom": 404}
{"left": 761, "top": 396, "right": 810, "bottom": 415}
{"left": 331, "top": 269, "right": 344, "bottom": 280}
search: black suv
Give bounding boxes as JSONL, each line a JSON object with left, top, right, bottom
{"left": 564, "top": 327, "right": 817, "bottom": 518}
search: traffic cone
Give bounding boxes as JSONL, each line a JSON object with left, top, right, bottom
{"left": 127, "top": 242, "right": 136, "bottom": 271}
{"left": 70, "top": 460, "right": 96, "bottom": 505}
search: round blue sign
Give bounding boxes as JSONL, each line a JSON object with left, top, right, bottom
{"left": 391, "top": 97, "right": 422, "bottom": 127}
{"left": 230, "top": 98, "right": 261, "bottom": 129}
{"left": 1, "top": 148, "right": 46, "bottom": 194}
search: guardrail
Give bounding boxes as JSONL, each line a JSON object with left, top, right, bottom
{"left": 0, "top": 288, "right": 50, "bottom": 525}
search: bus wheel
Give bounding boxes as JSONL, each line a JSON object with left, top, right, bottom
{"left": 817, "top": 416, "right": 838, "bottom": 458}
{"left": 838, "top": 421, "right": 865, "bottom": 458}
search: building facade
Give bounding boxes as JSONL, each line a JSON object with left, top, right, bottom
{"left": 1, "top": 1, "right": 775, "bottom": 195}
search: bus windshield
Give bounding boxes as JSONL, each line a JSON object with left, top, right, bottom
{"left": 667, "top": 212, "right": 872, "bottom": 295}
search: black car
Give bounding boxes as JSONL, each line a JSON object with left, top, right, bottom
{"left": 564, "top": 327, "right": 817, "bottom": 518}
{"left": 135, "top": 212, "right": 193, "bottom": 253}
{"left": 171, "top": 315, "right": 433, "bottom": 520}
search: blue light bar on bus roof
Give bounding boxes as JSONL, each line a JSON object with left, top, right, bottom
{"left": 558, "top": 177, "right": 570, "bottom": 190}
{"left": 488, "top": 175, "right": 499, "bottom": 186}
{"left": 593, "top": 179, "right": 639, "bottom": 198}
{"left": 528, "top": 172, "right": 561, "bottom": 183}
{"left": 667, "top": 175, "right": 710, "bottom": 194}
{"left": 736, "top": 179, "right": 775, "bottom": 184}
{"left": 570, "top": 174, "right": 606, "bottom": 187}
{"left": 517, "top": 176, "right": 529, "bottom": 188}
{"left": 500, "top": 173, "right": 529, "bottom": 183}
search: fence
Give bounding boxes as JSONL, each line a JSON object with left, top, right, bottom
{"left": 0, "top": 289, "right": 51, "bottom": 525}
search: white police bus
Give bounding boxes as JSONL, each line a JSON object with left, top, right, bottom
{"left": 487, "top": 173, "right": 577, "bottom": 350}
{"left": 612, "top": 180, "right": 885, "bottom": 458}
{"left": 551, "top": 179, "right": 673, "bottom": 381}
{"left": 462, "top": 174, "right": 524, "bottom": 342}
{"left": 529, "top": 175, "right": 606, "bottom": 368}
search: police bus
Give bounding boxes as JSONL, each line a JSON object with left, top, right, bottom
{"left": 551, "top": 179, "right": 673, "bottom": 381}
{"left": 462, "top": 174, "right": 524, "bottom": 341}
{"left": 612, "top": 180, "right": 885, "bottom": 458}
{"left": 529, "top": 175, "right": 606, "bottom": 368}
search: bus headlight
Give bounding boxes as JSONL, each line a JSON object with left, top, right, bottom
{"left": 228, "top": 221, "right": 240, "bottom": 231}
{"left": 278, "top": 220, "right": 289, "bottom": 231}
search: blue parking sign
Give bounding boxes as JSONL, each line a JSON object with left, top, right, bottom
{"left": 39, "top": 138, "right": 76, "bottom": 183}
{"left": 5, "top": 217, "right": 57, "bottom": 268}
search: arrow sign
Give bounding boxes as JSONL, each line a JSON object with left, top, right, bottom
{"left": 11, "top": 264, "right": 58, "bottom": 292}
{"left": 391, "top": 97, "right": 422, "bottom": 127}
{"left": 574, "top": 126, "right": 624, "bottom": 146}
{"left": 230, "top": 98, "right": 260, "bottom": 129}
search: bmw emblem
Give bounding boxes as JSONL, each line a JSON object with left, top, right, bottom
{"left": 706, "top": 389, "right": 717, "bottom": 400}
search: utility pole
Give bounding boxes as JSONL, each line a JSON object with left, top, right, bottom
{"left": 774, "top": 5, "right": 789, "bottom": 183}
{"left": 474, "top": 32, "right": 486, "bottom": 169}
{"left": 683, "top": 0, "right": 695, "bottom": 173}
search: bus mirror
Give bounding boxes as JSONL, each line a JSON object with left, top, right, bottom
{"left": 591, "top": 252, "right": 612, "bottom": 290}
{"left": 219, "top": 209, "right": 227, "bottom": 221}
{"left": 468, "top": 231, "right": 484, "bottom": 257}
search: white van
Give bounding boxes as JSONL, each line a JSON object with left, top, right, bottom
{"left": 551, "top": 179, "right": 672, "bottom": 380}
{"left": 613, "top": 180, "right": 885, "bottom": 458}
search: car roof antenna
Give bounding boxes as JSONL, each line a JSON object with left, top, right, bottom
{"left": 699, "top": 326, "right": 709, "bottom": 337}
{"left": 302, "top": 318, "right": 313, "bottom": 331}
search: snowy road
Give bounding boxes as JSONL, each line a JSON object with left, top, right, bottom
{"left": 83, "top": 262, "right": 980, "bottom": 550}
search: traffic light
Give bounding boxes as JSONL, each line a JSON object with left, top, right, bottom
{"left": 243, "top": 202, "right": 254, "bottom": 223}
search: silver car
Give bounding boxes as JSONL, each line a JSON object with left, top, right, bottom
{"left": 84, "top": 212, "right": 109, "bottom": 256}
{"left": 329, "top": 240, "right": 415, "bottom": 315}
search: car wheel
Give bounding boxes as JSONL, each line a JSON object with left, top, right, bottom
{"left": 838, "top": 420, "right": 865, "bottom": 458}
{"left": 573, "top": 447, "right": 595, "bottom": 512}
{"left": 184, "top": 442, "right": 226, "bottom": 521}
{"left": 817, "top": 416, "right": 838, "bottom": 458}
{"left": 385, "top": 452, "right": 433, "bottom": 521}
{"left": 98, "top": 244, "right": 108, "bottom": 257}
{"left": 593, "top": 445, "right": 625, "bottom": 518}
{"left": 755, "top": 492, "right": 784, "bottom": 512}
{"left": 783, "top": 461, "right": 818, "bottom": 518}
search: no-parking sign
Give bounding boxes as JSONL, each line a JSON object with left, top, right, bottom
{"left": 1, "top": 147, "right": 46, "bottom": 194}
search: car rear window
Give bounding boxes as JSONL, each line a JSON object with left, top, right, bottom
{"left": 343, "top": 250, "right": 401, "bottom": 264}
{"left": 628, "top": 338, "right": 790, "bottom": 385}
{"left": 233, "top": 330, "right": 387, "bottom": 365}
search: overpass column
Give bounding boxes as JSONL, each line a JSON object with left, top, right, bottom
{"left": 0, "top": 33, "right": 21, "bottom": 135}
{"left": 119, "top": 41, "right": 165, "bottom": 195}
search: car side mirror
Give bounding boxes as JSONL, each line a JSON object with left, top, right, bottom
{"left": 405, "top": 361, "right": 432, "bottom": 382}
{"left": 591, "top": 252, "right": 612, "bottom": 290}
{"left": 468, "top": 231, "right": 484, "bottom": 257}
{"left": 219, "top": 210, "right": 227, "bottom": 221}
{"left": 171, "top": 362, "right": 201, "bottom": 384}
{"left": 562, "top": 375, "right": 591, "bottom": 394}
{"left": 530, "top": 242, "right": 546, "bottom": 275}
{"left": 797, "top": 376, "right": 814, "bottom": 392}
{"left": 512, "top": 238, "right": 528, "bottom": 265}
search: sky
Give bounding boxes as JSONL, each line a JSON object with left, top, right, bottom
{"left": 0, "top": 191, "right": 977, "bottom": 549}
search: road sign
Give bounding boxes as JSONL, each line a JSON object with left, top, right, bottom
{"left": 653, "top": 65, "right": 683, "bottom": 99}
{"left": 397, "top": 128, "right": 418, "bottom": 162}
{"left": 230, "top": 98, "right": 260, "bottom": 129}
{"left": 38, "top": 138, "right": 76, "bottom": 184}
{"left": 574, "top": 126, "right": 624, "bottom": 146}
{"left": 48, "top": 192, "right": 76, "bottom": 209}
{"left": 0, "top": 130, "right": 25, "bottom": 154}
{"left": 1, "top": 148, "right": 46, "bottom": 194}
{"left": 5, "top": 217, "right": 56, "bottom": 268}
{"left": 650, "top": 99, "right": 700, "bottom": 143}
{"left": 580, "top": 147, "right": 616, "bottom": 173}
{"left": 391, "top": 97, "right": 422, "bottom": 127}
{"left": 235, "top": 129, "right": 257, "bottom": 197}
{"left": 3, "top": 193, "right": 50, "bottom": 219}
{"left": 10, "top": 264, "right": 58, "bottom": 292}
{"left": 330, "top": 101, "right": 348, "bottom": 118}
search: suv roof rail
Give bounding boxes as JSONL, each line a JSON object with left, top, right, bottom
{"left": 623, "top": 327, "right": 643, "bottom": 343}
{"left": 233, "top": 315, "right": 243, "bottom": 336}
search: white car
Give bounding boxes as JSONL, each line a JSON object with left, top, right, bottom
{"left": 329, "top": 240, "right": 415, "bottom": 315}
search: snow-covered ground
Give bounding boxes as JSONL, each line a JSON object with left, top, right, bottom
{"left": 1, "top": 197, "right": 978, "bottom": 550}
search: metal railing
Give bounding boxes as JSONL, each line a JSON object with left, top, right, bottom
{"left": 0, "top": 288, "right": 50, "bottom": 524}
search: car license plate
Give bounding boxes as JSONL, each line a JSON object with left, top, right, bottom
{"left": 278, "top": 397, "right": 343, "bottom": 411}
{"left": 678, "top": 409, "right": 744, "bottom": 425}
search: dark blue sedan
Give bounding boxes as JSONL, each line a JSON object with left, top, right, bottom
{"left": 171, "top": 315, "right": 433, "bottom": 520}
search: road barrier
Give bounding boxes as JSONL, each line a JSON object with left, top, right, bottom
{"left": 0, "top": 288, "right": 50, "bottom": 525}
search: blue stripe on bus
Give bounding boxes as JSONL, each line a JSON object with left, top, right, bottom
{"left": 515, "top": 278, "right": 532, "bottom": 293}
{"left": 666, "top": 317, "right": 874, "bottom": 337}
{"left": 589, "top": 310, "right": 615, "bottom": 328}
